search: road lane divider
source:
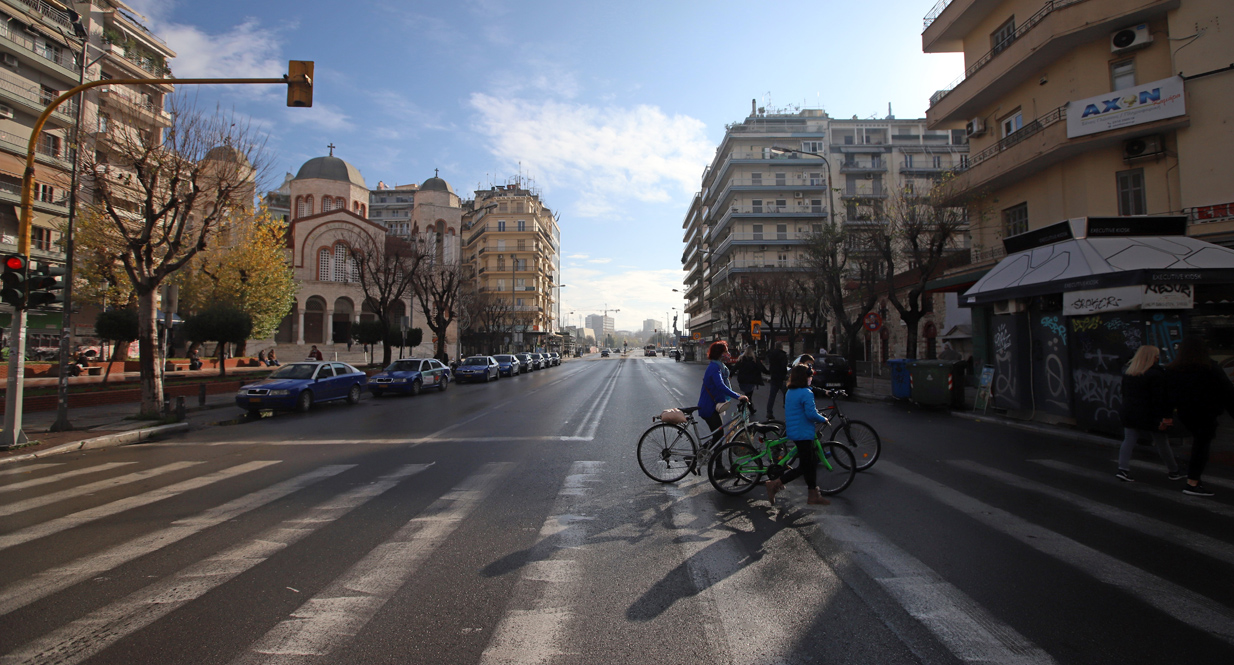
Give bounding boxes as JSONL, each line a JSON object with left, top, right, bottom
{"left": 0, "top": 462, "right": 201, "bottom": 518}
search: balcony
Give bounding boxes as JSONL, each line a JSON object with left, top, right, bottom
{"left": 708, "top": 202, "right": 828, "bottom": 238}
{"left": 922, "top": 0, "right": 1003, "bottom": 52}
{"left": 706, "top": 177, "right": 829, "bottom": 208}
{"left": 899, "top": 160, "right": 952, "bottom": 175}
{"left": 945, "top": 103, "right": 1190, "bottom": 200}
{"left": 839, "top": 161, "right": 887, "bottom": 174}
{"left": 709, "top": 259, "right": 807, "bottom": 284}
{"left": 705, "top": 149, "right": 829, "bottom": 186}
{"left": 841, "top": 186, "right": 887, "bottom": 199}
{"left": 712, "top": 230, "right": 814, "bottom": 259}
{"left": 98, "top": 87, "right": 173, "bottom": 127}
{"left": 0, "top": 129, "right": 72, "bottom": 169}
{"left": 0, "top": 233, "right": 63, "bottom": 261}
{"left": 926, "top": 0, "right": 1178, "bottom": 126}
{"left": 0, "top": 179, "right": 69, "bottom": 214}
{"left": 0, "top": 77, "right": 78, "bottom": 126}
{"left": 0, "top": 22, "right": 79, "bottom": 82}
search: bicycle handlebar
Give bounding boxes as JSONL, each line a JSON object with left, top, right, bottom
{"left": 810, "top": 386, "right": 848, "bottom": 399}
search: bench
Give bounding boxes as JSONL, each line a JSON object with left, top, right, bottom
{"left": 84, "top": 366, "right": 103, "bottom": 376}
{"left": 165, "top": 362, "right": 191, "bottom": 372}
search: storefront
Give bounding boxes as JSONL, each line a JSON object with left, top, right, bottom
{"left": 963, "top": 216, "right": 1234, "bottom": 435}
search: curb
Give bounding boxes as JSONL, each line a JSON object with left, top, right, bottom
{"left": 950, "top": 410, "right": 1119, "bottom": 448}
{"left": 0, "top": 422, "right": 191, "bottom": 466}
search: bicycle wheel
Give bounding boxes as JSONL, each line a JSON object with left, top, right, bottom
{"left": 708, "top": 441, "right": 766, "bottom": 495}
{"left": 637, "top": 423, "right": 697, "bottom": 483}
{"left": 813, "top": 441, "right": 856, "bottom": 495}
{"left": 826, "top": 419, "right": 881, "bottom": 472}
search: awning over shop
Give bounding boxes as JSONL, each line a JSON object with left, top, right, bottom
{"left": 962, "top": 216, "right": 1234, "bottom": 306}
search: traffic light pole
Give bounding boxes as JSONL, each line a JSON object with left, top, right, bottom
{"left": 2, "top": 70, "right": 310, "bottom": 449}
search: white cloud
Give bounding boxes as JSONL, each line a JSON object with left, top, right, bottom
{"left": 158, "top": 19, "right": 285, "bottom": 80}
{"left": 567, "top": 253, "right": 589, "bottom": 259}
{"left": 561, "top": 267, "right": 685, "bottom": 334}
{"left": 587, "top": 258, "right": 612, "bottom": 264}
{"left": 282, "top": 103, "right": 354, "bottom": 132}
{"left": 469, "top": 95, "right": 712, "bottom": 217}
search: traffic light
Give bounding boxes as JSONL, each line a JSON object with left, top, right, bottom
{"left": 1, "top": 254, "right": 28, "bottom": 309}
{"left": 26, "top": 262, "right": 64, "bottom": 309}
{"left": 286, "top": 60, "right": 313, "bottom": 108}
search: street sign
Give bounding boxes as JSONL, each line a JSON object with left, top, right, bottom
{"left": 750, "top": 320, "right": 762, "bottom": 340}
{"left": 692, "top": 332, "right": 701, "bottom": 340}
{"left": 863, "top": 312, "right": 883, "bottom": 332}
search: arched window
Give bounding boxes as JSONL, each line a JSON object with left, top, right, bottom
{"left": 353, "top": 201, "right": 360, "bottom": 213}
{"left": 305, "top": 195, "right": 314, "bottom": 215}
{"left": 322, "top": 197, "right": 334, "bottom": 213}
{"left": 296, "top": 196, "right": 306, "bottom": 219}
{"left": 360, "top": 204, "right": 366, "bottom": 217}
{"left": 334, "top": 243, "right": 348, "bottom": 282}
{"left": 318, "top": 247, "right": 331, "bottom": 281}
{"left": 349, "top": 254, "right": 359, "bottom": 282}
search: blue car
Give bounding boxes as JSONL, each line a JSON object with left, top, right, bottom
{"left": 454, "top": 356, "right": 500, "bottom": 382}
{"left": 368, "top": 358, "right": 450, "bottom": 397}
{"left": 236, "top": 361, "right": 366, "bottom": 414}
{"left": 492, "top": 354, "right": 522, "bottom": 377}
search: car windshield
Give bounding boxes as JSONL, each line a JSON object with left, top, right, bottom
{"left": 494, "top": 355, "right": 514, "bottom": 362}
{"left": 516, "top": 354, "right": 530, "bottom": 360}
{"left": 463, "top": 357, "right": 489, "bottom": 365}
{"left": 387, "top": 361, "right": 421, "bottom": 372}
{"left": 268, "top": 364, "right": 317, "bottom": 380}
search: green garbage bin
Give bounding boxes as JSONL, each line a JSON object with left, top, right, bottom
{"left": 909, "top": 360, "right": 956, "bottom": 406}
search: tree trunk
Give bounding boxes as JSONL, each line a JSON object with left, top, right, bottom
{"left": 902, "top": 313, "right": 922, "bottom": 360}
{"left": 136, "top": 287, "right": 164, "bottom": 417}
{"left": 218, "top": 342, "right": 227, "bottom": 377}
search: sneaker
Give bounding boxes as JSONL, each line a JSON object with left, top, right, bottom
{"left": 1183, "top": 484, "right": 1215, "bottom": 497}
{"left": 1115, "top": 469, "right": 1134, "bottom": 482}
{"left": 1167, "top": 471, "right": 1186, "bottom": 481}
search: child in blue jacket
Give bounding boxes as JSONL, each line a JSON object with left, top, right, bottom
{"left": 766, "top": 364, "right": 830, "bottom": 506}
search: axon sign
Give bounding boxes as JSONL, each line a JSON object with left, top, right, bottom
{"left": 1066, "top": 76, "right": 1185, "bottom": 138}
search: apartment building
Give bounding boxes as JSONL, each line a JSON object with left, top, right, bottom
{"left": 922, "top": 0, "right": 1234, "bottom": 431}
{"left": 369, "top": 181, "right": 414, "bottom": 237}
{"left": 585, "top": 314, "right": 613, "bottom": 337}
{"left": 461, "top": 180, "right": 560, "bottom": 352}
{"left": 0, "top": 0, "right": 174, "bottom": 351}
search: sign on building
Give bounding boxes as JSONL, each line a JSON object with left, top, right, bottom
{"left": 1063, "top": 284, "right": 1194, "bottom": 315}
{"left": 1066, "top": 76, "right": 1185, "bottom": 138}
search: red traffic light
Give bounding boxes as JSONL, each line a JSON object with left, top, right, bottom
{"left": 4, "top": 255, "right": 25, "bottom": 271}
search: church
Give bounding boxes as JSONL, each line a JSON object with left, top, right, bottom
{"left": 265, "top": 148, "right": 463, "bottom": 363}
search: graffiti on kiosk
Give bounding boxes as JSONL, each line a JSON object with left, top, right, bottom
{"left": 1072, "top": 316, "right": 1102, "bottom": 333}
{"left": 1072, "top": 369, "right": 1122, "bottom": 425}
{"left": 993, "top": 322, "right": 1016, "bottom": 402}
{"left": 1145, "top": 284, "right": 1193, "bottom": 296}
{"left": 1040, "top": 315, "right": 1067, "bottom": 344}
{"left": 1068, "top": 296, "right": 1122, "bottom": 313}
{"left": 1084, "top": 348, "right": 1119, "bottom": 371}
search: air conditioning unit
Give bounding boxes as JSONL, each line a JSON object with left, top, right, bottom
{"left": 1111, "top": 24, "right": 1151, "bottom": 53}
{"left": 1, "top": 53, "right": 18, "bottom": 69}
{"left": 793, "top": 192, "right": 803, "bottom": 198}
{"left": 0, "top": 105, "right": 12, "bottom": 120}
{"left": 1124, "top": 135, "right": 1164, "bottom": 159}
{"left": 965, "top": 117, "right": 986, "bottom": 137}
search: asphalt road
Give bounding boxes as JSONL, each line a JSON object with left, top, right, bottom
{"left": 0, "top": 354, "right": 1231, "bottom": 664}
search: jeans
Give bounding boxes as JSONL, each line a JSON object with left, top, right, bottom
{"left": 703, "top": 413, "right": 725, "bottom": 449}
{"left": 1118, "top": 428, "right": 1178, "bottom": 474}
{"left": 779, "top": 439, "right": 817, "bottom": 489}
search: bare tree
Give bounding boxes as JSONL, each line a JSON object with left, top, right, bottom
{"left": 346, "top": 231, "right": 424, "bottom": 366}
{"left": 462, "top": 290, "right": 516, "bottom": 354}
{"left": 79, "top": 99, "right": 268, "bottom": 417}
{"left": 802, "top": 222, "right": 882, "bottom": 360}
{"left": 411, "top": 258, "right": 464, "bottom": 362}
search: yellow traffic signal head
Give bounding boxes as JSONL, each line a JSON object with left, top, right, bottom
{"left": 287, "top": 60, "right": 314, "bottom": 108}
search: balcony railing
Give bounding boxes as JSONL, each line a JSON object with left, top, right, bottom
{"left": 957, "top": 103, "right": 1067, "bottom": 173}
{"left": 842, "top": 187, "right": 887, "bottom": 198}
{"left": 972, "top": 244, "right": 1008, "bottom": 263}
{"left": 839, "top": 161, "right": 887, "bottom": 173}
{"left": 0, "top": 77, "right": 78, "bottom": 120}
{"left": 923, "top": 0, "right": 954, "bottom": 29}
{"left": 0, "top": 179, "right": 70, "bottom": 209}
{"left": 102, "top": 42, "right": 171, "bottom": 77}
{"left": 99, "top": 86, "right": 167, "bottom": 118}
{"left": 900, "top": 160, "right": 950, "bottom": 172}
{"left": 930, "top": 0, "right": 1089, "bottom": 109}
{"left": 14, "top": 0, "right": 72, "bottom": 29}
{"left": 0, "top": 23, "right": 79, "bottom": 73}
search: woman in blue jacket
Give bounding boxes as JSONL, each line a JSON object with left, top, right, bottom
{"left": 697, "top": 341, "right": 748, "bottom": 448}
{"left": 765, "top": 364, "right": 830, "bottom": 506}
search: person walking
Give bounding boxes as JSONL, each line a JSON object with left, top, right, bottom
{"left": 697, "top": 341, "right": 748, "bottom": 449}
{"left": 765, "top": 364, "right": 830, "bottom": 506}
{"left": 1165, "top": 338, "right": 1234, "bottom": 497}
{"left": 734, "top": 346, "right": 768, "bottom": 416}
{"left": 765, "top": 343, "right": 789, "bottom": 419}
{"left": 1116, "top": 345, "right": 1182, "bottom": 482}
{"left": 308, "top": 345, "right": 323, "bottom": 361}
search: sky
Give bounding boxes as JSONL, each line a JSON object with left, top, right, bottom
{"left": 125, "top": 0, "right": 963, "bottom": 334}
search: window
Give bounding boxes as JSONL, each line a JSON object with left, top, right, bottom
{"left": 776, "top": 224, "right": 787, "bottom": 240}
{"left": 334, "top": 244, "right": 348, "bottom": 282}
{"left": 496, "top": 239, "right": 506, "bottom": 251}
{"left": 811, "top": 199, "right": 823, "bottom": 214}
{"left": 497, "top": 255, "right": 506, "bottom": 270}
{"left": 517, "top": 239, "right": 526, "bottom": 250}
{"left": 951, "top": 129, "right": 967, "bottom": 144}
{"left": 36, "top": 183, "right": 54, "bottom": 203}
{"left": 1003, "top": 202, "right": 1029, "bottom": 237}
{"left": 517, "top": 220, "right": 526, "bottom": 231}
{"left": 904, "top": 154, "right": 914, "bottom": 168}
{"left": 516, "top": 278, "right": 526, "bottom": 291}
{"left": 1111, "top": 59, "right": 1136, "bottom": 91}
{"left": 777, "top": 253, "right": 788, "bottom": 266}
{"left": 751, "top": 172, "right": 762, "bottom": 185}
{"left": 32, "top": 226, "right": 52, "bottom": 251}
{"left": 318, "top": 248, "right": 331, "bottom": 281}
{"left": 809, "top": 172, "right": 823, "bottom": 185}
{"left": 98, "top": 113, "right": 110, "bottom": 133}
{"left": 38, "top": 132, "right": 60, "bottom": 158}
{"left": 305, "top": 195, "right": 314, "bottom": 215}
{"left": 40, "top": 85, "right": 57, "bottom": 105}
{"left": 497, "top": 220, "right": 506, "bottom": 231}
{"left": 801, "top": 141, "right": 825, "bottom": 153}
{"left": 296, "top": 197, "right": 307, "bottom": 218}
{"left": 871, "top": 156, "right": 883, "bottom": 168}
{"left": 498, "top": 202, "right": 508, "bottom": 213}
{"left": 1117, "top": 169, "right": 1147, "bottom": 216}
{"left": 322, "top": 197, "right": 334, "bottom": 213}
{"left": 775, "top": 173, "right": 786, "bottom": 186}
{"left": 774, "top": 199, "right": 786, "bottom": 211}
{"left": 991, "top": 17, "right": 1016, "bottom": 55}
{"left": 752, "top": 224, "right": 763, "bottom": 240}
{"left": 751, "top": 199, "right": 763, "bottom": 213}
{"left": 933, "top": 155, "right": 942, "bottom": 168}
{"left": 1001, "top": 110, "right": 1023, "bottom": 137}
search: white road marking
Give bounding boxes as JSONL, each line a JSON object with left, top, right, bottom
{"left": 206, "top": 436, "right": 592, "bottom": 446}
{"left": 480, "top": 461, "right": 602, "bottom": 664}
{"left": 0, "top": 462, "right": 201, "bottom": 518}
{"left": 0, "top": 462, "right": 133, "bottom": 493}
{"left": 571, "top": 363, "right": 621, "bottom": 440}
{"left": 233, "top": 463, "right": 506, "bottom": 664}
{"left": 0, "top": 463, "right": 62, "bottom": 478}
{"left": 2, "top": 464, "right": 431, "bottom": 665}
{"left": 0, "top": 464, "right": 353, "bottom": 617}
{"left": 883, "top": 461, "right": 1234, "bottom": 646}
{"left": 951, "top": 460, "right": 1234, "bottom": 567}
{"left": 1033, "top": 460, "right": 1234, "bottom": 519}
{"left": 0, "top": 461, "right": 280, "bottom": 553}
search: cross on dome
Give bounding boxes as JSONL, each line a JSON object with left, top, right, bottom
{"left": 328, "top": 143, "right": 336, "bottom": 156}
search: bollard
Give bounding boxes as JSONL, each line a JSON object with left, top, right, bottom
{"left": 163, "top": 397, "right": 171, "bottom": 417}
{"left": 199, "top": 383, "right": 207, "bottom": 407}
{"left": 176, "top": 396, "right": 186, "bottom": 421}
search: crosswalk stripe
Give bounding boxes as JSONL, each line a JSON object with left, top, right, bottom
{"left": 234, "top": 462, "right": 506, "bottom": 663}
{"left": 951, "top": 460, "right": 1234, "bottom": 567}
{"left": 2, "top": 464, "right": 431, "bottom": 665}
{"left": 0, "top": 462, "right": 134, "bottom": 493}
{"left": 1126, "top": 460, "right": 1234, "bottom": 491}
{"left": 0, "top": 464, "right": 354, "bottom": 618}
{"left": 206, "top": 436, "right": 591, "bottom": 446}
{"left": 0, "top": 461, "right": 280, "bottom": 553}
{"left": 0, "top": 462, "right": 201, "bottom": 518}
{"left": 882, "top": 461, "right": 1234, "bottom": 646}
{"left": 0, "top": 463, "right": 63, "bottom": 478}
{"left": 480, "top": 461, "right": 602, "bottom": 665}
{"left": 1032, "top": 460, "right": 1234, "bottom": 519}
{"left": 233, "top": 466, "right": 503, "bottom": 661}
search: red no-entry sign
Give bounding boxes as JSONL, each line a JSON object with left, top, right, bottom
{"left": 863, "top": 312, "right": 883, "bottom": 332}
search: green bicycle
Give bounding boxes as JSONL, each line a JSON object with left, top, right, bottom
{"left": 707, "top": 433, "right": 856, "bottom": 496}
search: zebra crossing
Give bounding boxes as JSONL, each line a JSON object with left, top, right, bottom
{"left": 0, "top": 449, "right": 1231, "bottom": 664}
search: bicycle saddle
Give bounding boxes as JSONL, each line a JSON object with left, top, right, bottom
{"left": 679, "top": 406, "right": 699, "bottom": 415}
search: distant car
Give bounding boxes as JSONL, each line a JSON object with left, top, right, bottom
{"left": 549, "top": 352, "right": 561, "bottom": 366}
{"left": 515, "top": 352, "right": 537, "bottom": 371}
{"left": 645, "top": 348, "right": 656, "bottom": 357}
{"left": 530, "top": 352, "right": 547, "bottom": 368}
{"left": 493, "top": 354, "right": 521, "bottom": 377}
{"left": 236, "top": 361, "right": 366, "bottom": 414}
{"left": 454, "top": 355, "right": 500, "bottom": 382}
{"left": 792, "top": 354, "right": 857, "bottom": 394}
{"left": 368, "top": 358, "right": 450, "bottom": 397}
{"left": 600, "top": 349, "right": 611, "bottom": 358}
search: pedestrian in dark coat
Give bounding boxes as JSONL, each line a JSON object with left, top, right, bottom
{"left": 1165, "top": 338, "right": 1234, "bottom": 497}
{"left": 1116, "top": 345, "right": 1180, "bottom": 482}
{"left": 734, "top": 347, "right": 768, "bottom": 415}
{"left": 765, "top": 344, "right": 789, "bottom": 419}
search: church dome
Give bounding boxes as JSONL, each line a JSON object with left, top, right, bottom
{"left": 203, "top": 144, "right": 250, "bottom": 166}
{"left": 295, "top": 155, "right": 366, "bottom": 188}
{"left": 420, "top": 175, "right": 453, "bottom": 193}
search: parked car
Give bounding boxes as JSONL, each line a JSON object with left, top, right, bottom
{"left": 549, "top": 352, "right": 561, "bottom": 366}
{"left": 236, "top": 361, "right": 366, "bottom": 414}
{"left": 792, "top": 354, "right": 857, "bottom": 394}
{"left": 454, "top": 355, "right": 501, "bottom": 382}
{"left": 493, "top": 354, "right": 521, "bottom": 376}
{"left": 530, "top": 352, "right": 547, "bottom": 368}
{"left": 515, "top": 352, "right": 537, "bottom": 370}
{"left": 368, "top": 358, "right": 450, "bottom": 397}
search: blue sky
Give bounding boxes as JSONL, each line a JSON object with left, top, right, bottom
{"left": 129, "top": 0, "right": 962, "bottom": 333}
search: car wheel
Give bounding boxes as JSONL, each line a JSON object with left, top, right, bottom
{"left": 346, "top": 384, "right": 362, "bottom": 405}
{"left": 296, "top": 390, "right": 313, "bottom": 413}
{"left": 410, "top": 379, "right": 422, "bottom": 396}
{"left": 370, "top": 389, "right": 383, "bottom": 398}
{"left": 439, "top": 377, "right": 449, "bottom": 391}
{"left": 246, "top": 408, "right": 261, "bottom": 418}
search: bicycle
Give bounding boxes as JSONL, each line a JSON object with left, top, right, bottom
{"left": 812, "top": 388, "right": 881, "bottom": 471}
{"left": 637, "top": 401, "right": 771, "bottom": 483}
{"left": 708, "top": 433, "right": 856, "bottom": 497}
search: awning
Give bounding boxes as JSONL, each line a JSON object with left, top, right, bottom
{"left": 939, "top": 324, "right": 972, "bottom": 340}
{"left": 962, "top": 233, "right": 1234, "bottom": 305}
